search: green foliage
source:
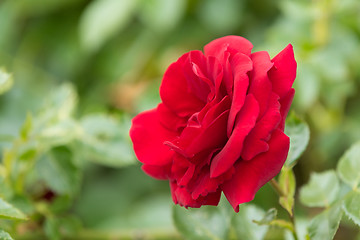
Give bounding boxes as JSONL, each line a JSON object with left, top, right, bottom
{"left": 0, "top": 198, "right": 27, "bottom": 221}
{"left": 337, "top": 141, "right": 360, "bottom": 190}
{"left": 284, "top": 112, "right": 310, "bottom": 168}
{"left": 279, "top": 168, "right": 296, "bottom": 216}
{"left": 307, "top": 203, "right": 343, "bottom": 240}
{"left": 0, "top": 68, "right": 13, "bottom": 95}
{"left": 173, "top": 205, "right": 230, "bottom": 240}
{"left": 343, "top": 191, "right": 360, "bottom": 227}
{"left": 0, "top": 230, "right": 13, "bottom": 240}
{"left": 300, "top": 170, "right": 340, "bottom": 207}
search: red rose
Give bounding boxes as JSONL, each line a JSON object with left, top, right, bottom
{"left": 130, "top": 36, "right": 296, "bottom": 212}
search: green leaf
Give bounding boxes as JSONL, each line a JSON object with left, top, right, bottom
{"left": 308, "top": 203, "right": 343, "bottom": 240}
{"left": 139, "top": 0, "right": 186, "bottom": 32}
{"left": 79, "top": 0, "right": 138, "bottom": 52}
{"left": 173, "top": 205, "right": 229, "bottom": 240}
{"left": 343, "top": 190, "right": 360, "bottom": 226}
{"left": 284, "top": 112, "right": 310, "bottom": 167}
{"left": 232, "top": 204, "right": 269, "bottom": 240}
{"left": 253, "top": 208, "right": 277, "bottom": 225}
{"left": 0, "top": 198, "right": 27, "bottom": 220}
{"left": 36, "top": 146, "right": 80, "bottom": 196}
{"left": 337, "top": 142, "right": 360, "bottom": 189}
{"left": 78, "top": 114, "right": 135, "bottom": 167}
{"left": 279, "top": 168, "right": 296, "bottom": 216}
{"left": 0, "top": 68, "right": 13, "bottom": 95}
{"left": 39, "top": 119, "right": 79, "bottom": 148}
{"left": 299, "top": 170, "right": 339, "bottom": 207}
{"left": 0, "top": 229, "right": 13, "bottom": 240}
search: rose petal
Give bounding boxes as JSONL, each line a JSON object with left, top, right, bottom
{"left": 130, "top": 108, "right": 176, "bottom": 166}
{"left": 210, "top": 94, "right": 259, "bottom": 178}
{"left": 222, "top": 129, "right": 290, "bottom": 212}
{"left": 142, "top": 164, "right": 171, "bottom": 180}
{"left": 160, "top": 52, "right": 205, "bottom": 117}
{"left": 268, "top": 44, "right": 297, "bottom": 99}
{"left": 241, "top": 93, "right": 281, "bottom": 160}
{"left": 204, "top": 35, "right": 253, "bottom": 59}
{"left": 227, "top": 53, "right": 253, "bottom": 136}
{"left": 248, "top": 51, "right": 274, "bottom": 117}
{"left": 190, "top": 166, "right": 234, "bottom": 199}
{"left": 279, "top": 88, "right": 295, "bottom": 130}
{"left": 157, "top": 103, "right": 187, "bottom": 132}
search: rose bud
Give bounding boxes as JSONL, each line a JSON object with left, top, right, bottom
{"left": 130, "top": 36, "right": 296, "bottom": 212}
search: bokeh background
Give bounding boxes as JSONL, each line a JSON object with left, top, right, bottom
{"left": 0, "top": 0, "right": 360, "bottom": 239}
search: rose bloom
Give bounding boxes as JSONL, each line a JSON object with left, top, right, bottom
{"left": 130, "top": 36, "right": 296, "bottom": 212}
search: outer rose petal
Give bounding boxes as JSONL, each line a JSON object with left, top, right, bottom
{"left": 157, "top": 103, "right": 187, "bottom": 132}
{"left": 142, "top": 164, "right": 171, "bottom": 180}
{"left": 204, "top": 35, "right": 253, "bottom": 58}
{"left": 248, "top": 51, "right": 273, "bottom": 118}
{"left": 160, "top": 52, "right": 205, "bottom": 117}
{"left": 130, "top": 108, "right": 176, "bottom": 166}
{"left": 241, "top": 93, "right": 281, "bottom": 160}
{"left": 278, "top": 88, "right": 295, "bottom": 130}
{"left": 268, "top": 44, "right": 297, "bottom": 99}
{"left": 210, "top": 94, "right": 259, "bottom": 178}
{"left": 222, "top": 129, "right": 290, "bottom": 212}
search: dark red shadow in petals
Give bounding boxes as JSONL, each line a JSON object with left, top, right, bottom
{"left": 227, "top": 53, "right": 253, "bottom": 136}
{"left": 278, "top": 88, "right": 295, "bottom": 131}
{"left": 142, "top": 164, "right": 171, "bottom": 180}
{"left": 160, "top": 53, "right": 205, "bottom": 118}
{"left": 130, "top": 108, "right": 176, "bottom": 166}
{"left": 248, "top": 51, "right": 274, "bottom": 118}
{"left": 210, "top": 94, "right": 260, "bottom": 178}
{"left": 204, "top": 35, "right": 254, "bottom": 59}
{"left": 268, "top": 44, "right": 297, "bottom": 99}
{"left": 241, "top": 93, "right": 281, "bottom": 161}
{"left": 157, "top": 103, "right": 187, "bottom": 133}
{"left": 222, "top": 129, "right": 290, "bottom": 212}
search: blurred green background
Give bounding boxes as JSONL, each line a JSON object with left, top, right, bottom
{"left": 0, "top": 0, "right": 360, "bottom": 239}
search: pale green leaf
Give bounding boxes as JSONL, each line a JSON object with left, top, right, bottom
{"left": 36, "top": 147, "right": 80, "bottom": 196}
{"left": 299, "top": 170, "right": 339, "bottom": 207}
{"left": 279, "top": 168, "right": 296, "bottom": 216}
{"left": 173, "top": 205, "right": 229, "bottom": 240}
{"left": 233, "top": 204, "right": 269, "bottom": 240}
{"left": 343, "top": 190, "right": 360, "bottom": 226}
{"left": 139, "top": 0, "right": 186, "bottom": 32}
{"left": 79, "top": 0, "right": 138, "bottom": 52}
{"left": 308, "top": 203, "right": 342, "bottom": 240}
{"left": 78, "top": 114, "right": 134, "bottom": 167}
{"left": 253, "top": 208, "right": 277, "bottom": 225}
{"left": 0, "top": 198, "right": 27, "bottom": 220}
{"left": 284, "top": 112, "right": 310, "bottom": 167}
{"left": 0, "top": 229, "right": 13, "bottom": 240}
{"left": 337, "top": 142, "right": 360, "bottom": 189}
{"left": 0, "top": 68, "right": 13, "bottom": 95}
{"left": 39, "top": 119, "right": 79, "bottom": 148}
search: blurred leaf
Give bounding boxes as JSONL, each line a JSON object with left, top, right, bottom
{"left": 173, "top": 205, "right": 229, "bottom": 240}
{"left": 284, "top": 112, "right": 310, "bottom": 167}
{"left": 0, "top": 68, "right": 13, "bottom": 95}
{"left": 299, "top": 170, "right": 339, "bottom": 207}
{"left": 44, "top": 217, "right": 61, "bottom": 240}
{"left": 0, "top": 198, "right": 27, "bottom": 220}
{"left": 79, "top": 0, "right": 138, "bottom": 52}
{"left": 253, "top": 208, "right": 277, "bottom": 225}
{"left": 36, "top": 146, "right": 80, "bottom": 196}
{"left": 78, "top": 114, "right": 134, "bottom": 167}
{"left": 308, "top": 203, "right": 343, "bottom": 240}
{"left": 337, "top": 141, "right": 360, "bottom": 189}
{"left": 197, "top": 0, "right": 243, "bottom": 33}
{"left": 20, "top": 113, "right": 32, "bottom": 140}
{"left": 0, "top": 230, "right": 13, "bottom": 240}
{"left": 279, "top": 168, "right": 296, "bottom": 216}
{"left": 139, "top": 0, "right": 186, "bottom": 32}
{"left": 343, "top": 190, "right": 360, "bottom": 226}
{"left": 233, "top": 204, "right": 269, "bottom": 240}
{"left": 38, "top": 119, "right": 79, "bottom": 148}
